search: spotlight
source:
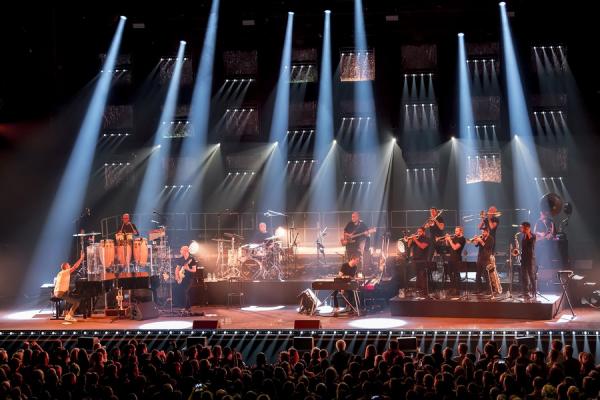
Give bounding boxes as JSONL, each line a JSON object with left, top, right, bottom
{"left": 332, "top": 139, "right": 337, "bottom": 144}
{"left": 120, "top": 16, "right": 127, "bottom": 20}
{"left": 499, "top": 2, "right": 506, "bottom": 6}
{"left": 275, "top": 226, "right": 287, "bottom": 238}
{"left": 189, "top": 241, "right": 200, "bottom": 255}
{"left": 458, "top": 32, "right": 464, "bottom": 37}
{"left": 288, "top": 11, "right": 294, "bottom": 15}
{"left": 325, "top": 10, "right": 331, "bottom": 14}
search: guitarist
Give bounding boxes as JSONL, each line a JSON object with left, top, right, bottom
{"left": 342, "top": 212, "right": 369, "bottom": 266}
{"left": 175, "top": 245, "right": 198, "bottom": 310}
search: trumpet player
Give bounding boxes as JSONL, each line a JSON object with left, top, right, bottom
{"left": 520, "top": 221, "right": 537, "bottom": 300}
{"left": 472, "top": 227, "right": 494, "bottom": 294}
{"left": 405, "top": 227, "right": 431, "bottom": 296}
{"left": 478, "top": 206, "right": 500, "bottom": 251}
{"left": 442, "top": 227, "right": 466, "bottom": 294}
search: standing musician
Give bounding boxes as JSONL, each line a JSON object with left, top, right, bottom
{"left": 118, "top": 213, "right": 139, "bottom": 235}
{"left": 342, "top": 212, "right": 369, "bottom": 263}
{"left": 534, "top": 210, "right": 556, "bottom": 268}
{"left": 175, "top": 245, "right": 198, "bottom": 311}
{"left": 332, "top": 253, "right": 360, "bottom": 313}
{"left": 405, "top": 227, "right": 431, "bottom": 296}
{"left": 442, "top": 226, "right": 466, "bottom": 295}
{"left": 520, "top": 222, "right": 537, "bottom": 300}
{"left": 54, "top": 251, "right": 85, "bottom": 322}
{"left": 478, "top": 206, "right": 500, "bottom": 251}
{"left": 425, "top": 207, "right": 446, "bottom": 259}
{"left": 471, "top": 227, "right": 495, "bottom": 294}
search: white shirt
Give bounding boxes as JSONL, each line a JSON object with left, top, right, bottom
{"left": 54, "top": 269, "right": 71, "bottom": 296}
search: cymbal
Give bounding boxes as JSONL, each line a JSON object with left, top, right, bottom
{"left": 211, "top": 238, "right": 232, "bottom": 242}
{"left": 223, "top": 232, "right": 244, "bottom": 239}
{"left": 265, "top": 235, "right": 279, "bottom": 241}
{"left": 72, "top": 232, "right": 101, "bottom": 237}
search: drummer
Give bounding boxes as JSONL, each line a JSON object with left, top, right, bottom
{"left": 118, "top": 213, "right": 139, "bottom": 236}
{"left": 252, "top": 222, "right": 271, "bottom": 243}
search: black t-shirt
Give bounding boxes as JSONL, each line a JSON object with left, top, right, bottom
{"left": 343, "top": 220, "right": 369, "bottom": 246}
{"left": 449, "top": 236, "right": 466, "bottom": 262}
{"left": 481, "top": 217, "right": 499, "bottom": 240}
{"left": 476, "top": 235, "right": 495, "bottom": 264}
{"left": 410, "top": 235, "right": 430, "bottom": 260}
{"left": 534, "top": 217, "right": 556, "bottom": 237}
{"left": 181, "top": 256, "right": 199, "bottom": 284}
{"left": 428, "top": 216, "right": 445, "bottom": 240}
{"left": 340, "top": 262, "right": 358, "bottom": 278}
{"left": 521, "top": 233, "right": 536, "bottom": 266}
{"left": 252, "top": 230, "right": 271, "bottom": 243}
{"left": 119, "top": 222, "right": 138, "bottom": 235}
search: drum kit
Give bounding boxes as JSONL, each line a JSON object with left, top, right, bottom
{"left": 215, "top": 234, "right": 285, "bottom": 281}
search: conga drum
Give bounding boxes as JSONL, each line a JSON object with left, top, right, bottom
{"left": 99, "top": 239, "right": 115, "bottom": 269}
{"left": 133, "top": 238, "right": 149, "bottom": 267}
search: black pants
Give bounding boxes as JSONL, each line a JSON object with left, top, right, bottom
{"left": 446, "top": 260, "right": 461, "bottom": 290}
{"left": 521, "top": 263, "right": 536, "bottom": 296}
{"left": 475, "top": 261, "right": 488, "bottom": 292}
{"left": 332, "top": 290, "right": 356, "bottom": 308}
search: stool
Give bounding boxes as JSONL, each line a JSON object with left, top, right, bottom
{"left": 50, "top": 296, "right": 65, "bottom": 320}
{"left": 226, "top": 278, "right": 244, "bottom": 307}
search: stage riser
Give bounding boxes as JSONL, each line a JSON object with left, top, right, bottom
{"left": 389, "top": 297, "right": 560, "bottom": 320}
{"left": 204, "top": 281, "right": 312, "bottom": 305}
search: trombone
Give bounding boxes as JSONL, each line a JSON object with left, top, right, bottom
{"left": 462, "top": 210, "right": 503, "bottom": 223}
{"left": 423, "top": 208, "right": 445, "bottom": 228}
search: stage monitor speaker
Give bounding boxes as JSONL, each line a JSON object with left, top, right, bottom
{"left": 514, "top": 336, "right": 536, "bottom": 350}
{"left": 186, "top": 336, "right": 208, "bottom": 348}
{"left": 396, "top": 337, "right": 418, "bottom": 353}
{"left": 293, "top": 337, "right": 315, "bottom": 352}
{"left": 131, "top": 301, "right": 159, "bottom": 321}
{"left": 294, "top": 320, "right": 321, "bottom": 330}
{"left": 193, "top": 320, "right": 220, "bottom": 329}
{"left": 77, "top": 337, "right": 97, "bottom": 350}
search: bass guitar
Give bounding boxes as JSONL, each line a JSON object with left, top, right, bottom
{"left": 340, "top": 227, "right": 377, "bottom": 246}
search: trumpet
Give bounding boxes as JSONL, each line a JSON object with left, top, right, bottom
{"left": 467, "top": 234, "right": 483, "bottom": 243}
{"left": 435, "top": 234, "right": 457, "bottom": 242}
{"left": 401, "top": 233, "right": 420, "bottom": 242}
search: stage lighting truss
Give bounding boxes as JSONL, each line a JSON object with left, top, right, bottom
{"left": 226, "top": 171, "right": 256, "bottom": 177}
{"left": 340, "top": 49, "right": 375, "bottom": 82}
{"left": 287, "top": 158, "right": 317, "bottom": 186}
{"left": 103, "top": 161, "right": 133, "bottom": 189}
{"left": 289, "top": 63, "right": 318, "bottom": 83}
{"left": 532, "top": 45, "right": 568, "bottom": 73}
{"left": 401, "top": 44, "right": 438, "bottom": 70}
{"left": 466, "top": 57, "right": 500, "bottom": 75}
{"left": 402, "top": 103, "right": 438, "bottom": 131}
{"left": 465, "top": 152, "right": 502, "bottom": 185}
{"left": 158, "top": 56, "right": 193, "bottom": 85}
{"left": 162, "top": 120, "right": 192, "bottom": 139}
{"left": 223, "top": 106, "right": 259, "bottom": 137}
{"left": 100, "top": 53, "right": 132, "bottom": 83}
{"left": 536, "top": 145, "right": 568, "bottom": 175}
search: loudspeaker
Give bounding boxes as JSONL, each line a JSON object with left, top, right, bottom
{"left": 396, "top": 337, "right": 418, "bottom": 353}
{"left": 293, "top": 337, "right": 314, "bottom": 352}
{"left": 131, "top": 301, "right": 159, "bottom": 321}
{"left": 514, "top": 336, "right": 536, "bottom": 350}
{"left": 192, "top": 320, "right": 220, "bottom": 329}
{"left": 77, "top": 337, "right": 96, "bottom": 350}
{"left": 294, "top": 319, "right": 321, "bottom": 330}
{"left": 186, "top": 336, "right": 208, "bottom": 348}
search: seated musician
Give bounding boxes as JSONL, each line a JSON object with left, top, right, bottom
{"left": 443, "top": 226, "right": 466, "bottom": 295}
{"left": 118, "top": 213, "right": 139, "bottom": 236}
{"left": 406, "top": 227, "right": 431, "bottom": 296}
{"left": 252, "top": 222, "right": 271, "bottom": 243}
{"left": 53, "top": 251, "right": 84, "bottom": 322}
{"left": 332, "top": 253, "right": 360, "bottom": 313}
{"left": 176, "top": 245, "right": 198, "bottom": 311}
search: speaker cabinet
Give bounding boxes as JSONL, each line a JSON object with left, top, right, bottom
{"left": 293, "top": 319, "right": 322, "bottom": 330}
{"left": 131, "top": 301, "right": 159, "bottom": 321}
{"left": 293, "top": 337, "right": 315, "bottom": 352}
{"left": 192, "top": 320, "right": 220, "bottom": 329}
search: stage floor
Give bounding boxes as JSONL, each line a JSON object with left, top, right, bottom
{"left": 0, "top": 302, "right": 597, "bottom": 331}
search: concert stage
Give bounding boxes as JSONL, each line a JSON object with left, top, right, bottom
{"left": 390, "top": 294, "right": 562, "bottom": 320}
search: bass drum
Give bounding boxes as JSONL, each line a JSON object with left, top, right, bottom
{"left": 240, "top": 259, "right": 261, "bottom": 280}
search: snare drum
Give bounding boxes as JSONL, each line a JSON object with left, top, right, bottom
{"left": 133, "top": 238, "right": 149, "bottom": 266}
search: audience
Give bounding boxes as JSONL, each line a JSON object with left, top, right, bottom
{"left": 0, "top": 338, "right": 598, "bottom": 399}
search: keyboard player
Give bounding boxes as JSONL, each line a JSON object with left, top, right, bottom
{"left": 54, "top": 251, "right": 85, "bottom": 322}
{"left": 332, "top": 253, "right": 360, "bottom": 313}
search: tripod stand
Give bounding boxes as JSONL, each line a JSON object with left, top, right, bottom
{"left": 554, "top": 270, "right": 576, "bottom": 318}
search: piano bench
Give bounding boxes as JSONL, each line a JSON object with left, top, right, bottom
{"left": 50, "top": 297, "right": 65, "bottom": 320}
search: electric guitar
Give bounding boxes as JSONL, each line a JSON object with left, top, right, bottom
{"left": 340, "top": 227, "right": 377, "bottom": 246}
{"left": 175, "top": 258, "right": 194, "bottom": 284}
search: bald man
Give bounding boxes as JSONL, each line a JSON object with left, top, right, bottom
{"left": 118, "top": 213, "right": 138, "bottom": 235}
{"left": 176, "top": 245, "right": 198, "bottom": 310}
